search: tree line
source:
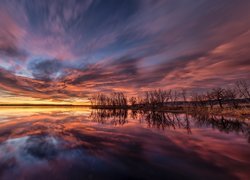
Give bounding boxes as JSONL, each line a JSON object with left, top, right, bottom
{"left": 88, "top": 92, "right": 127, "bottom": 107}
{"left": 88, "top": 80, "right": 250, "bottom": 109}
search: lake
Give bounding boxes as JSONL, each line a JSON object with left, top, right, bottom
{"left": 0, "top": 107, "right": 249, "bottom": 180}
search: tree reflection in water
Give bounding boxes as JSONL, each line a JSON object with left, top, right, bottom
{"left": 89, "top": 109, "right": 250, "bottom": 142}
{"left": 193, "top": 113, "right": 250, "bottom": 143}
{"left": 143, "top": 111, "right": 192, "bottom": 134}
{"left": 89, "top": 109, "right": 128, "bottom": 125}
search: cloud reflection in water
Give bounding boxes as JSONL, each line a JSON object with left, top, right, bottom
{"left": 0, "top": 108, "right": 249, "bottom": 180}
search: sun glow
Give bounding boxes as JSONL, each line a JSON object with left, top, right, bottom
{"left": 0, "top": 96, "right": 89, "bottom": 105}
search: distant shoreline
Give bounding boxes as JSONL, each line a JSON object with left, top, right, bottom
{"left": 0, "top": 104, "right": 249, "bottom": 119}
{"left": 0, "top": 104, "right": 90, "bottom": 107}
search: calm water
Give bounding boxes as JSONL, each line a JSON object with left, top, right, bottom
{"left": 0, "top": 107, "right": 249, "bottom": 180}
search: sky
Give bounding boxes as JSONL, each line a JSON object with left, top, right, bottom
{"left": 0, "top": 0, "right": 250, "bottom": 104}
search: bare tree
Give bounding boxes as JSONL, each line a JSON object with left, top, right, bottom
{"left": 211, "top": 88, "right": 225, "bottom": 109}
{"left": 181, "top": 88, "right": 187, "bottom": 102}
{"left": 224, "top": 88, "right": 239, "bottom": 108}
{"left": 191, "top": 92, "right": 207, "bottom": 108}
{"left": 235, "top": 80, "right": 250, "bottom": 100}
{"left": 206, "top": 91, "right": 215, "bottom": 109}
{"left": 129, "top": 97, "right": 137, "bottom": 106}
{"left": 143, "top": 89, "right": 172, "bottom": 108}
{"left": 89, "top": 92, "right": 127, "bottom": 107}
{"left": 168, "top": 90, "right": 180, "bottom": 107}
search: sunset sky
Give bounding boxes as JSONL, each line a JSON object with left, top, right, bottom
{"left": 0, "top": 0, "right": 250, "bottom": 104}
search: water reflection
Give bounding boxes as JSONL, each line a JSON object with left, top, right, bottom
{"left": 0, "top": 107, "right": 249, "bottom": 180}
{"left": 89, "top": 109, "right": 128, "bottom": 125}
{"left": 90, "top": 109, "right": 250, "bottom": 142}
{"left": 193, "top": 113, "right": 250, "bottom": 143}
{"left": 143, "top": 111, "right": 192, "bottom": 134}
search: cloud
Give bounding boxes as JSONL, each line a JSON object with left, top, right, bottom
{"left": 28, "top": 59, "right": 64, "bottom": 81}
{"left": 0, "top": 0, "right": 250, "bottom": 102}
{"left": 0, "top": 43, "right": 26, "bottom": 59}
{"left": 66, "top": 56, "right": 140, "bottom": 87}
{"left": 0, "top": 67, "right": 82, "bottom": 100}
{"left": 153, "top": 31, "right": 250, "bottom": 90}
{"left": 0, "top": 9, "right": 27, "bottom": 60}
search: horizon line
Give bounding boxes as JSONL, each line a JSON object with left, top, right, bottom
{"left": 0, "top": 104, "right": 90, "bottom": 106}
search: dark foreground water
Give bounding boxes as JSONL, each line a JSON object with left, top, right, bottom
{"left": 0, "top": 107, "right": 249, "bottom": 180}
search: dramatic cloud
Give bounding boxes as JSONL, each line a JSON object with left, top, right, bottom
{"left": 0, "top": 0, "right": 249, "bottom": 103}
{"left": 28, "top": 59, "right": 63, "bottom": 81}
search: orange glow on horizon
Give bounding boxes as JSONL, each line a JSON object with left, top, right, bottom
{"left": 0, "top": 96, "right": 90, "bottom": 105}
